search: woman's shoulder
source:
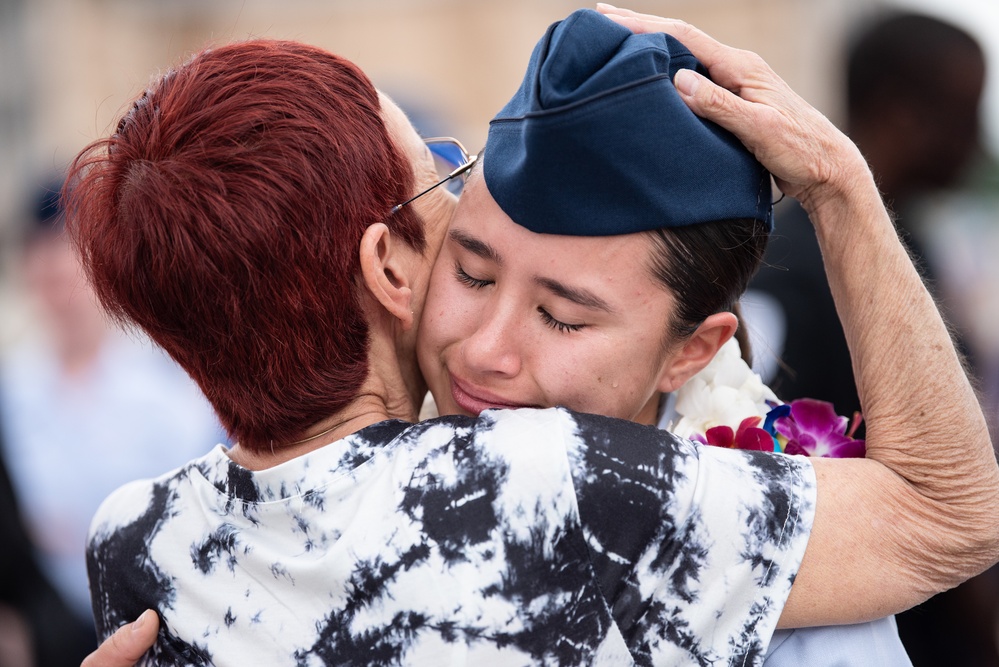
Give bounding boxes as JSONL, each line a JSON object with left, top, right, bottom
{"left": 88, "top": 446, "right": 225, "bottom": 540}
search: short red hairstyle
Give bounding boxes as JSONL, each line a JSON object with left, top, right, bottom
{"left": 65, "top": 40, "right": 425, "bottom": 452}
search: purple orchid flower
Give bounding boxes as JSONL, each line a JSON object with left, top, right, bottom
{"left": 772, "top": 398, "right": 866, "bottom": 458}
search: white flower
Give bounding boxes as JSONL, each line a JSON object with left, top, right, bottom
{"left": 672, "top": 337, "right": 779, "bottom": 439}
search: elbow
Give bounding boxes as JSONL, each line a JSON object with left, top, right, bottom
{"left": 906, "top": 470, "right": 999, "bottom": 596}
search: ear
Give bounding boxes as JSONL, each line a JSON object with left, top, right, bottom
{"left": 656, "top": 311, "right": 739, "bottom": 394}
{"left": 359, "top": 223, "right": 416, "bottom": 330}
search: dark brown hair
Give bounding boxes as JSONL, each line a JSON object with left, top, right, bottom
{"left": 646, "top": 219, "right": 769, "bottom": 352}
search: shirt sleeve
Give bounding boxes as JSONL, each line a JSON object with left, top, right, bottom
{"left": 87, "top": 474, "right": 187, "bottom": 644}
{"left": 561, "top": 408, "right": 815, "bottom": 666}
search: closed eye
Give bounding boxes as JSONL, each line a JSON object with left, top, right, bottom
{"left": 538, "top": 307, "right": 585, "bottom": 333}
{"left": 454, "top": 263, "right": 492, "bottom": 289}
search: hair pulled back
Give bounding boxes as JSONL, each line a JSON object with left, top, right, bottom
{"left": 646, "top": 219, "right": 769, "bottom": 354}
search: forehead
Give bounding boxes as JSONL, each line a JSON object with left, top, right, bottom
{"left": 454, "top": 176, "right": 660, "bottom": 276}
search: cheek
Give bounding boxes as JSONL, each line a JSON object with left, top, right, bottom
{"left": 548, "top": 339, "right": 662, "bottom": 418}
{"left": 534, "top": 346, "right": 622, "bottom": 409}
{"left": 422, "top": 199, "right": 456, "bottom": 258}
{"left": 417, "top": 281, "right": 450, "bottom": 357}
{"left": 420, "top": 268, "right": 475, "bottom": 358}
{"left": 416, "top": 292, "right": 455, "bottom": 407}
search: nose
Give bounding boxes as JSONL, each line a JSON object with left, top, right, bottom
{"left": 461, "top": 296, "right": 524, "bottom": 379}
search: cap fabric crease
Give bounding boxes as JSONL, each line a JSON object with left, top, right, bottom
{"left": 484, "top": 8, "right": 774, "bottom": 236}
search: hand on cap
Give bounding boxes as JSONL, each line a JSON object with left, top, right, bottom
{"left": 596, "top": 4, "right": 872, "bottom": 212}
{"left": 81, "top": 610, "right": 158, "bottom": 667}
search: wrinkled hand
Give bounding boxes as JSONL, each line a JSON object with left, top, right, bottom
{"left": 597, "top": 4, "right": 873, "bottom": 211}
{"left": 81, "top": 610, "right": 158, "bottom": 667}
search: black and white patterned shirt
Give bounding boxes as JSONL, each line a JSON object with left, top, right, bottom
{"left": 88, "top": 407, "right": 815, "bottom": 666}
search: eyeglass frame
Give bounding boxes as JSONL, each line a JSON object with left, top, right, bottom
{"left": 390, "top": 137, "right": 478, "bottom": 214}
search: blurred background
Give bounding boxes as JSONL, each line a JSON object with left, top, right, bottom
{"left": 0, "top": 0, "right": 997, "bottom": 665}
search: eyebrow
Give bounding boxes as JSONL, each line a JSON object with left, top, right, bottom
{"left": 535, "top": 277, "right": 616, "bottom": 314}
{"left": 449, "top": 226, "right": 615, "bottom": 314}
{"left": 449, "top": 228, "right": 501, "bottom": 265}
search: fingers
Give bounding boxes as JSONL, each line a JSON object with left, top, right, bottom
{"left": 673, "top": 68, "right": 753, "bottom": 137}
{"left": 596, "top": 4, "right": 872, "bottom": 206}
{"left": 597, "top": 3, "right": 787, "bottom": 104}
{"left": 596, "top": 3, "right": 675, "bottom": 33}
{"left": 597, "top": 5, "right": 737, "bottom": 74}
{"left": 674, "top": 64, "right": 753, "bottom": 134}
{"left": 596, "top": 4, "right": 774, "bottom": 134}
{"left": 81, "top": 610, "right": 158, "bottom": 667}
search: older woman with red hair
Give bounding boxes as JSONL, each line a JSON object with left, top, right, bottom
{"left": 70, "top": 41, "right": 434, "bottom": 452}
{"left": 72, "top": 16, "right": 998, "bottom": 667}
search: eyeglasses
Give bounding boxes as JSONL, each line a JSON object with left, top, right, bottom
{"left": 391, "top": 137, "right": 477, "bottom": 214}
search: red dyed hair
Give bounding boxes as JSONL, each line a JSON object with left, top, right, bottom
{"left": 65, "top": 40, "right": 425, "bottom": 452}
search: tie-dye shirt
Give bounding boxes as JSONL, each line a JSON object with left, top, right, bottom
{"left": 88, "top": 407, "right": 814, "bottom": 666}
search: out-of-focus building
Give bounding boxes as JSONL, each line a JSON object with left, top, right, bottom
{"left": 5, "top": 0, "right": 999, "bottom": 255}
{"left": 0, "top": 0, "right": 873, "bottom": 271}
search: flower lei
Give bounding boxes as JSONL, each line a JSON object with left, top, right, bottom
{"left": 672, "top": 338, "right": 866, "bottom": 458}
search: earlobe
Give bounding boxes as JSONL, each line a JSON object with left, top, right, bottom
{"left": 359, "top": 223, "right": 415, "bottom": 329}
{"left": 657, "top": 312, "right": 739, "bottom": 393}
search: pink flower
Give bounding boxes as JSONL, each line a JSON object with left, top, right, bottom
{"left": 695, "top": 416, "right": 775, "bottom": 452}
{"left": 773, "top": 399, "right": 866, "bottom": 458}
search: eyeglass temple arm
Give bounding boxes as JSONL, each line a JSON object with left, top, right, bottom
{"left": 390, "top": 154, "right": 478, "bottom": 214}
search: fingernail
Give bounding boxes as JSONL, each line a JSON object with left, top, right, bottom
{"left": 133, "top": 609, "right": 153, "bottom": 632}
{"left": 596, "top": 3, "right": 619, "bottom": 11}
{"left": 675, "top": 69, "right": 700, "bottom": 96}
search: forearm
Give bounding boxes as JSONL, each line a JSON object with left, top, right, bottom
{"left": 806, "top": 161, "right": 986, "bottom": 470}
{"left": 800, "top": 163, "right": 999, "bottom": 605}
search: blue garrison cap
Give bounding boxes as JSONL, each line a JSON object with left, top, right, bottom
{"left": 484, "top": 9, "right": 773, "bottom": 236}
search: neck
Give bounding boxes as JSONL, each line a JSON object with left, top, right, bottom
{"left": 226, "top": 393, "right": 392, "bottom": 471}
{"left": 227, "top": 307, "right": 422, "bottom": 471}
{"left": 635, "top": 391, "right": 664, "bottom": 427}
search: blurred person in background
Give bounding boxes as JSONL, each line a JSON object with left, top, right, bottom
{"left": 747, "top": 10, "right": 987, "bottom": 423}
{"left": 745, "top": 10, "right": 997, "bottom": 666}
{"left": 1, "top": 435, "right": 92, "bottom": 667}
{"left": 0, "top": 181, "right": 225, "bottom": 656}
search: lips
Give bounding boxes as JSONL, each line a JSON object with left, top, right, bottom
{"left": 449, "top": 373, "right": 537, "bottom": 416}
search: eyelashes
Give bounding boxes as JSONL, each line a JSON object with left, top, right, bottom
{"left": 454, "top": 263, "right": 491, "bottom": 289}
{"left": 454, "top": 262, "right": 586, "bottom": 334}
{"left": 538, "top": 307, "right": 585, "bottom": 333}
